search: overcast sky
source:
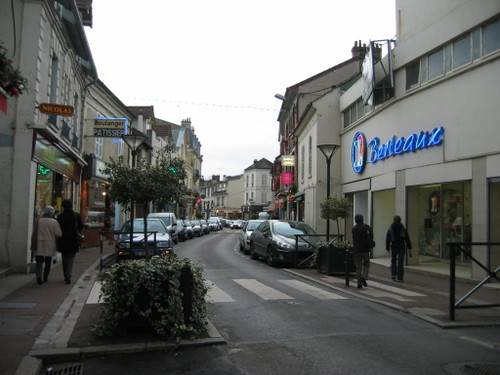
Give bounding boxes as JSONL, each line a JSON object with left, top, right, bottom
{"left": 85, "top": 0, "right": 396, "bottom": 179}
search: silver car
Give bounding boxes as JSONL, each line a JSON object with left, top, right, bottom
{"left": 239, "top": 220, "right": 264, "bottom": 254}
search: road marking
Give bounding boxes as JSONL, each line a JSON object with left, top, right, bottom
{"left": 367, "top": 280, "right": 426, "bottom": 297}
{"left": 233, "top": 279, "right": 293, "bottom": 300}
{"left": 279, "top": 279, "right": 347, "bottom": 300}
{"left": 359, "top": 288, "right": 415, "bottom": 302}
{"left": 205, "top": 280, "right": 235, "bottom": 303}
{"left": 86, "top": 281, "right": 102, "bottom": 304}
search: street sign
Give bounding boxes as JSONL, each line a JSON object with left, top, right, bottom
{"left": 39, "top": 102, "right": 74, "bottom": 117}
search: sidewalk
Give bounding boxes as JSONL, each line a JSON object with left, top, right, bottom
{"left": 0, "top": 247, "right": 499, "bottom": 375}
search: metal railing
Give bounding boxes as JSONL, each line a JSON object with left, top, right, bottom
{"left": 448, "top": 242, "right": 500, "bottom": 320}
{"left": 98, "top": 230, "right": 161, "bottom": 271}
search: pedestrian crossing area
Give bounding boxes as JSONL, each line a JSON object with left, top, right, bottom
{"left": 86, "top": 277, "right": 426, "bottom": 305}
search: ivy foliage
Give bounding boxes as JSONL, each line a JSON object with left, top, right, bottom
{"left": 94, "top": 255, "right": 209, "bottom": 340}
{"left": 101, "top": 142, "right": 187, "bottom": 215}
{"left": 319, "top": 195, "right": 352, "bottom": 235}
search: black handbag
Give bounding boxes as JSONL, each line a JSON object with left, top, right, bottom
{"left": 75, "top": 213, "right": 84, "bottom": 243}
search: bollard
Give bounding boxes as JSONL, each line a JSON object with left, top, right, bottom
{"left": 345, "top": 248, "right": 351, "bottom": 286}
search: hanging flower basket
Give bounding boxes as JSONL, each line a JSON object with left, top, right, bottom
{"left": 0, "top": 45, "right": 28, "bottom": 97}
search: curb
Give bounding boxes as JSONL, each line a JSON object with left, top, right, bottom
{"left": 16, "top": 252, "right": 227, "bottom": 375}
{"left": 282, "top": 268, "right": 500, "bottom": 329}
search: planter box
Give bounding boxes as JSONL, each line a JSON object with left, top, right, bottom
{"left": 317, "top": 244, "right": 355, "bottom": 275}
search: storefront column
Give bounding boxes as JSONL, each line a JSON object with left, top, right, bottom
{"left": 471, "top": 157, "right": 488, "bottom": 279}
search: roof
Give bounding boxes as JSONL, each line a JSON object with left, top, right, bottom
{"left": 244, "top": 158, "right": 273, "bottom": 171}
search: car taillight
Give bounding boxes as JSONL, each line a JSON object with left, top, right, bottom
{"left": 163, "top": 249, "right": 173, "bottom": 255}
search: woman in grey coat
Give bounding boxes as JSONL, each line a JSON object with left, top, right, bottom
{"left": 30, "top": 206, "right": 62, "bottom": 285}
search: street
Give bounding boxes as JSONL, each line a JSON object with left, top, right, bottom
{"left": 83, "top": 229, "right": 500, "bottom": 375}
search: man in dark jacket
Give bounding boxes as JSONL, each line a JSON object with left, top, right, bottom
{"left": 352, "top": 214, "right": 374, "bottom": 289}
{"left": 57, "top": 199, "right": 84, "bottom": 284}
{"left": 385, "top": 215, "right": 412, "bottom": 281}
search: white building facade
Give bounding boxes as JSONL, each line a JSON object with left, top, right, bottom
{"left": 340, "top": 0, "right": 500, "bottom": 278}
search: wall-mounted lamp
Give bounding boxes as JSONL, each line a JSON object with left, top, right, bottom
{"left": 274, "top": 94, "right": 286, "bottom": 101}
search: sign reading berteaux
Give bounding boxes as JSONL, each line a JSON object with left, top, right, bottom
{"left": 39, "top": 103, "right": 74, "bottom": 116}
{"left": 93, "top": 118, "right": 127, "bottom": 137}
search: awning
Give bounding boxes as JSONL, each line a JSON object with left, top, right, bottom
{"left": 294, "top": 192, "right": 304, "bottom": 202}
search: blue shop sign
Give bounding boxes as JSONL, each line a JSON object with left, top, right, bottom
{"left": 351, "top": 126, "right": 444, "bottom": 173}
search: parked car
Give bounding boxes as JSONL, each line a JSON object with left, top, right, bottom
{"left": 115, "top": 218, "right": 174, "bottom": 261}
{"left": 231, "top": 220, "right": 244, "bottom": 229}
{"left": 209, "top": 217, "right": 223, "bottom": 230}
{"left": 183, "top": 220, "right": 194, "bottom": 239}
{"left": 190, "top": 220, "right": 204, "bottom": 237}
{"left": 207, "top": 219, "right": 220, "bottom": 231}
{"left": 200, "top": 219, "right": 210, "bottom": 234}
{"left": 249, "top": 220, "right": 318, "bottom": 267}
{"left": 239, "top": 220, "right": 264, "bottom": 254}
{"left": 176, "top": 219, "right": 192, "bottom": 241}
{"left": 147, "top": 212, "right": 178, "bottom": 244}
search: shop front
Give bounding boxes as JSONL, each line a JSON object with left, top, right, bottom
{"left": 408, "top": 182, "right": 471, "bottom": 262}
{"left": 32, "top": 131, "right": 82, "bottom": 217}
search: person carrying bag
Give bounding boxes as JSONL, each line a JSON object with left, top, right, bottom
{"left": 385, "top": 215, "right": 412, "bottom": 282}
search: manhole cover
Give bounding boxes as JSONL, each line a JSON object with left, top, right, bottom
{"left": 444, "top": 363, "right": 500, "bottom": 375}
{"left": 44, "top": 362, "right": 83, "bottom": 375}
{"left": 460, "top": 363, "right": 500, "bottom": 375}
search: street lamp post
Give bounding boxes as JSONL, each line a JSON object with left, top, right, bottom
{"left": 317, "top": 144, "right": 340, "bottom": 242}
{"left": 122, "top": 133, "right": 148, "bottom": 250}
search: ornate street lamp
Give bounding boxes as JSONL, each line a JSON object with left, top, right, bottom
{"left": 122, "top": 133, "right": 148, "bottom": 246}
{"left": 317, "top": 144, "right": 340, "bottom": 241}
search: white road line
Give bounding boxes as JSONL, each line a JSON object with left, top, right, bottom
{"left": 279, "top": 279, "right": 347, "bottom": 300}
{"left": 367, "top": 280, "right": 426, "bottom": 297}
{"left": 86, "top": 281, "right": 102, "bottom": 304}
{"left": 359, "top": 288, "right": 415, "bottom": 302}
{"left": 233, "top": 279, "right": 294, "bottom": 300}
{"left": 205, "top": 280, "right": 235, "bottom": 303}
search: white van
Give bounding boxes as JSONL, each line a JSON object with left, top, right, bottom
{"left": 147, "top": 212, "right": 178, "bottom": 244}
{"left": 258, "top": 212, "right": 270, "bottom": 220}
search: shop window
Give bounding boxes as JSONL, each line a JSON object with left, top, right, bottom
{"left": 413, "top": 182, "right": 471, "bottom": 261}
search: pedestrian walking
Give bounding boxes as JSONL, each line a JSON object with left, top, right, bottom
{"left": 385, "top": 215, "right": 412, "bottom": 282}
{"left": 57, "top": 199, "right": 84, "bottom": 284}
{"left": 352, "top": 214, "right": 374, "bottom": 289}
{"left": 30, "top": 206, "right": 62, "bottom": 285}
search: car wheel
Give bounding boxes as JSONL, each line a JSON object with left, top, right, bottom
{"left": 250, "top": 242, "right": 258, "bottom": 260}
{"left": 266, "top": 247, "right": 276, "bottom": 267}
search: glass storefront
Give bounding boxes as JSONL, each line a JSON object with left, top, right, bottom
{"left": 412, "top": 182, "right": 471, "bottom": 261}
{"left": 34, "top": 163, "right": 74, "bottom": 217}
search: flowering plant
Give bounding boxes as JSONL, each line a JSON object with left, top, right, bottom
{"left": 0, "top": 45, "right": 28, "bottom": 97}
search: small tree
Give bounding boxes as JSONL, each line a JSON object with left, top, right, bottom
{"left": 102, "top": 142, "right": 187, "bottom": 258}
{"left": 320, "top": 195, "right": 352, "bottom": 235}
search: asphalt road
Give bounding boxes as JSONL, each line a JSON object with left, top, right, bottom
{"left": 83, "top": 228, "right": 500, "bottom": 375}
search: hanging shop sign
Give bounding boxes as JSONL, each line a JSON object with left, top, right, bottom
{"left": 39, "top": 102, "right": 74, "bottom": 117}
{"left": 281, "top": 172, "right": 294, "bottom": 185}
{"left": 281, "top": 155, "right": 295, "bottom": 167}
{"left": 93, "top": 118, "right": 127, "bottom": 137}
{"left": 351, "top": 126, "right": 445, "bottom": 173}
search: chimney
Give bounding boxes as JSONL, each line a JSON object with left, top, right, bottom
{"left": 181, "top": 118, "right": 192, "bottom": 129}
{"left": 351, "top": 40, "right": 367, "bottom": 60}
